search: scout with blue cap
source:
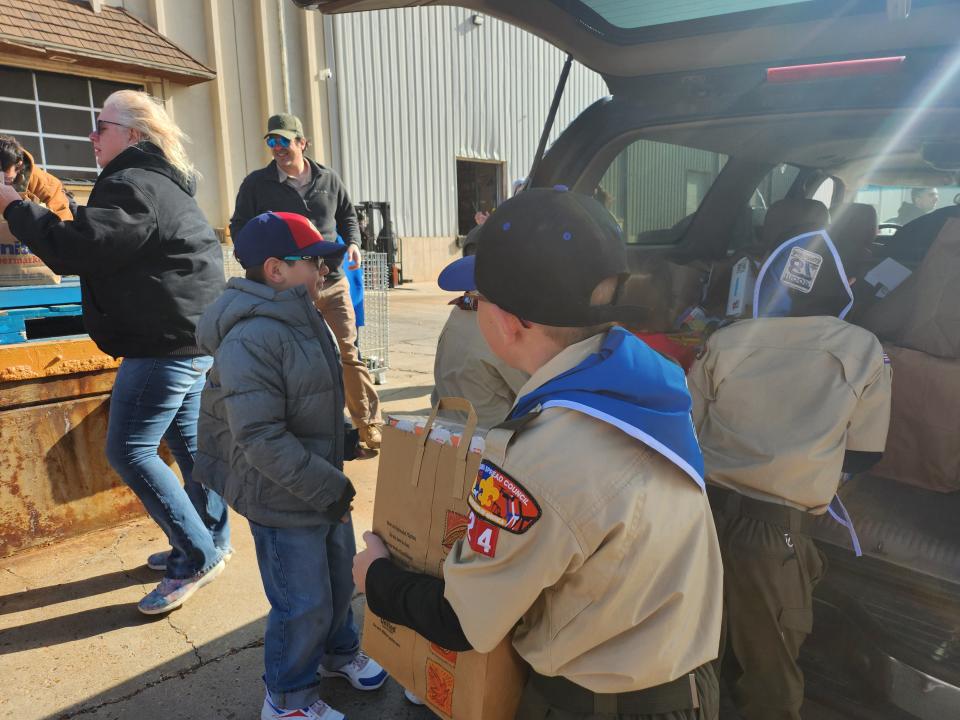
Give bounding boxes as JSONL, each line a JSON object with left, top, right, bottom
{"left": 354, "top": 185, "right": 724, "bottom": 719}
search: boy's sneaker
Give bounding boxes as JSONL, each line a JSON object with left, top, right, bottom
{"left": 137, "top": 559, "right": 225, "bottom": 615}
{"left": 261, "top": 696, "right": 345, "bottom": 720}
{"left": 318, "top": 652, "right": 388, "bottom": 691}
{"left": 147, "top": 547, "right": 234, "bottom": 571}
{"left": 403, "top": 689, "right": 425, "bottom": 706}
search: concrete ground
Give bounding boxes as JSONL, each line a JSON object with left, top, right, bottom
{"left": 0, "top": 282, "right": 454, "bottom": 720}
{"left": 0, "top": 281, "right": 848, "bottom": 720}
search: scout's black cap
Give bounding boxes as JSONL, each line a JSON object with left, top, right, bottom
{"left": 438, "top": 186, "right": 641, "bottom": 327}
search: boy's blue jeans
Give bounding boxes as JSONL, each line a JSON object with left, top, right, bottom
{"left": 249, "top": 519, "right": 360, "bottom": 709}
{"left": 105, "top": 356, "right": 230, "bottom": 579}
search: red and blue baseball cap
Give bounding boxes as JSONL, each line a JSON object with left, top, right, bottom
{"left": 233, "top": 211, "right": 347, "bottom": 269}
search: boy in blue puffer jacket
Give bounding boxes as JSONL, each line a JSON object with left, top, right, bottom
{"left": 194, "top": 211, "right": 387, "bottom": 720}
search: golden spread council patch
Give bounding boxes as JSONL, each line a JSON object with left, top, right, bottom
{"left": 467, "top": 459, "right": 541, "bottom": 534}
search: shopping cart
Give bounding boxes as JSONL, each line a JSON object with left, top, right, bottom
{"left": 360, "top": 251, "right": 390, "bottom": 385}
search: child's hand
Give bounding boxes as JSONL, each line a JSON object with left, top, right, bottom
{"left": 353, "top": 531, "right": 390, "bottom": 592}
{"left": 341, "top": 504, "right": 354, "bottom": 523}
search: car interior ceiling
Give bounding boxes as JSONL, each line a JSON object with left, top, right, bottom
{"left": 633, "top": 108, "right": 960, "bottom": 177}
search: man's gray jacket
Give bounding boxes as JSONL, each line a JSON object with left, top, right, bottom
{"left": 229, "top": 158, "right": 360, "bottom": 284}
{"left": 195, "top": 277, "right": 354, "bottom": 527}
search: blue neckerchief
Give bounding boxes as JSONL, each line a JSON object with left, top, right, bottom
{"left": 510, "top": 327, "right": 705, "bottom": 490}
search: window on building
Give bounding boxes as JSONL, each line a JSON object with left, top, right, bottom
{"left": 597, "top": 138, "right": 727, "bottom": 245}
{"left": 0, "top": 65, "right": 142, "bottom": 183}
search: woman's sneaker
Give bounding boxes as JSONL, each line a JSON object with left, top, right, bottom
{"left": 261, "top": 696, "right": 345, "bottom": 720}
{"left": 147, "top": 547, "right": 234, "bottom": 571}
{"left": 137, "top": 559, "right": 225, "bottom": 615}
{"left": 318, "top": 652, "right": 388, "bottom": 691}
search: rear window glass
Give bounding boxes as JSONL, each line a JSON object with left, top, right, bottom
{"left": 577, "top": 0, "right": 814, "bottom": 30}
{"left": 855, "top": 185, "right": 960, "bottom": 230}
{"left": 597, "top": 138, "right": 727, "bottom": 245}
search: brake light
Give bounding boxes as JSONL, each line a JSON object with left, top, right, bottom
{"left": 766, "top": 56, "right": 906, "bottom": 83}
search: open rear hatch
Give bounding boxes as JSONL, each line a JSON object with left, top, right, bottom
{"left": 293, "top": 0, "right": 960, "bottom": 90}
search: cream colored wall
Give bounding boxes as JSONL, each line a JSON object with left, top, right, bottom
{"left": 110, "top": 0, "right": 333, "bottom": 235}
{"left": 401, "top": 236, "right": 461, "bottom": 284}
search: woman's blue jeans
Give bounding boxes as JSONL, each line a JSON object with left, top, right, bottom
{"left": 106, "top": 356, "right": 229, "bottom": 579}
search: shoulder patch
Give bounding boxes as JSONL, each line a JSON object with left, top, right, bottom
{"left": 466, "top": 511, "right": 500, "bottom": 557}
{"left": 467, "top": 459, "right": 541, "bottom": 534}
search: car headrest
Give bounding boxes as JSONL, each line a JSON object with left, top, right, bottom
{"left": 761, "top": 198, "right": 830, "bottom": 252}
{"left": 830, "top": 203, "right": 878, "bottom": 267}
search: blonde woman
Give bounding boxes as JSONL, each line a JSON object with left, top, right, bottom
{"left": 0, "top": 90, "right": 229, "bottom": 615}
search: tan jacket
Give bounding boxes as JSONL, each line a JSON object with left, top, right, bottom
{"left": 689, "top": 315, "right": 892, "bottom": 513}
{"left": 443, "top": 334, "right": 723, "bottom": 693}
{"left": 431, "top": 304, "right": 529, "bottom": 428}
{"left": 16, "top": 151, "right": 73, "bottom": 221}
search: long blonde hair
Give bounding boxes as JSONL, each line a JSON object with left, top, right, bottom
{"left": 103, "top": 90, "right": 197, "bottom": 180}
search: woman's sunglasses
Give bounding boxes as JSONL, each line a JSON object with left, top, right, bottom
{"left": 95, "top": 119, "right": 128, "bottom": 135}
{"left": 266, "top": 136, "right": 293, "bottom": 149}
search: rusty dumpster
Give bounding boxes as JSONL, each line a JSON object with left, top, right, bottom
{"left": 0, "top": 338, "right": 163, "bottom": 557}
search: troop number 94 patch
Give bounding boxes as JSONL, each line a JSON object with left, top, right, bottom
{"left": 467, "top": 460, "right": 541, "bottom": 535}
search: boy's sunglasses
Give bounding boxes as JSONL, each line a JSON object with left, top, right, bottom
{"left": 266, "top": 136, "right": 293, "bottom": 149}
{"left": 281, "top": 255, "right": 325, "bottom": 269}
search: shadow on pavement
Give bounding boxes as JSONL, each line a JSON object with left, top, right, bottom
{"left": 0, "top": 568, "right": 151, "bottom": 616}
{"left": 50, "top": 608, "right": 437, "bottom": 720}
{"left": 0, "top": 601, "right": 165, "bottom": 655}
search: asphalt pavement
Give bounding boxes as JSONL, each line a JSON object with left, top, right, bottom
{"left": 0, "top": 282, "right": 453, "bottom": 720}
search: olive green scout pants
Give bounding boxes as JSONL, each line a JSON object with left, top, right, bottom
{"left": 514, "top": 663, "right": 719, "bottom": 720}
{"left": 719, "top": 502, "right": 826, "bottom": 720}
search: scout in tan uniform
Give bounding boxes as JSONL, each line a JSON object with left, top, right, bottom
{"left": 431, "top": 292, "right": 530, "bottom": 428}
{"left": 688, "top": 230, "right": 892, "bottom": 720}
{"left": 354, "top": 187, "right": 723, "bottom": 719}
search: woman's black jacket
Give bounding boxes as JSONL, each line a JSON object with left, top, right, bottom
{"left": 3, "top": 142, "right": 225, "bottom": 358}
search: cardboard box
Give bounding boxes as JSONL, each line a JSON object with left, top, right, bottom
{"left": 362, "top": 398, "right": 527, "bottom": 720}
{"left": 0, "top": 219, "right": 60, "bottom": 285}
{"left": 871, "top": 344, "right": 960, "bottom": 493}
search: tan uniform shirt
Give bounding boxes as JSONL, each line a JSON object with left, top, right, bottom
{"left": 431, "top": 305, "right": 530, "bottom": 429}
{"left": 443, "top": 334, "right": 723, "bottom": 694}
{"left": 689, "top": 316, "right": 892, "bottom": 513}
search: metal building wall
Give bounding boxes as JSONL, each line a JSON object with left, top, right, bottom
{"left": 329, "top": 7, "right": 608, "bottom": 241}
{"left": 602, "top": 140, "right": 725, "bottom": 242}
